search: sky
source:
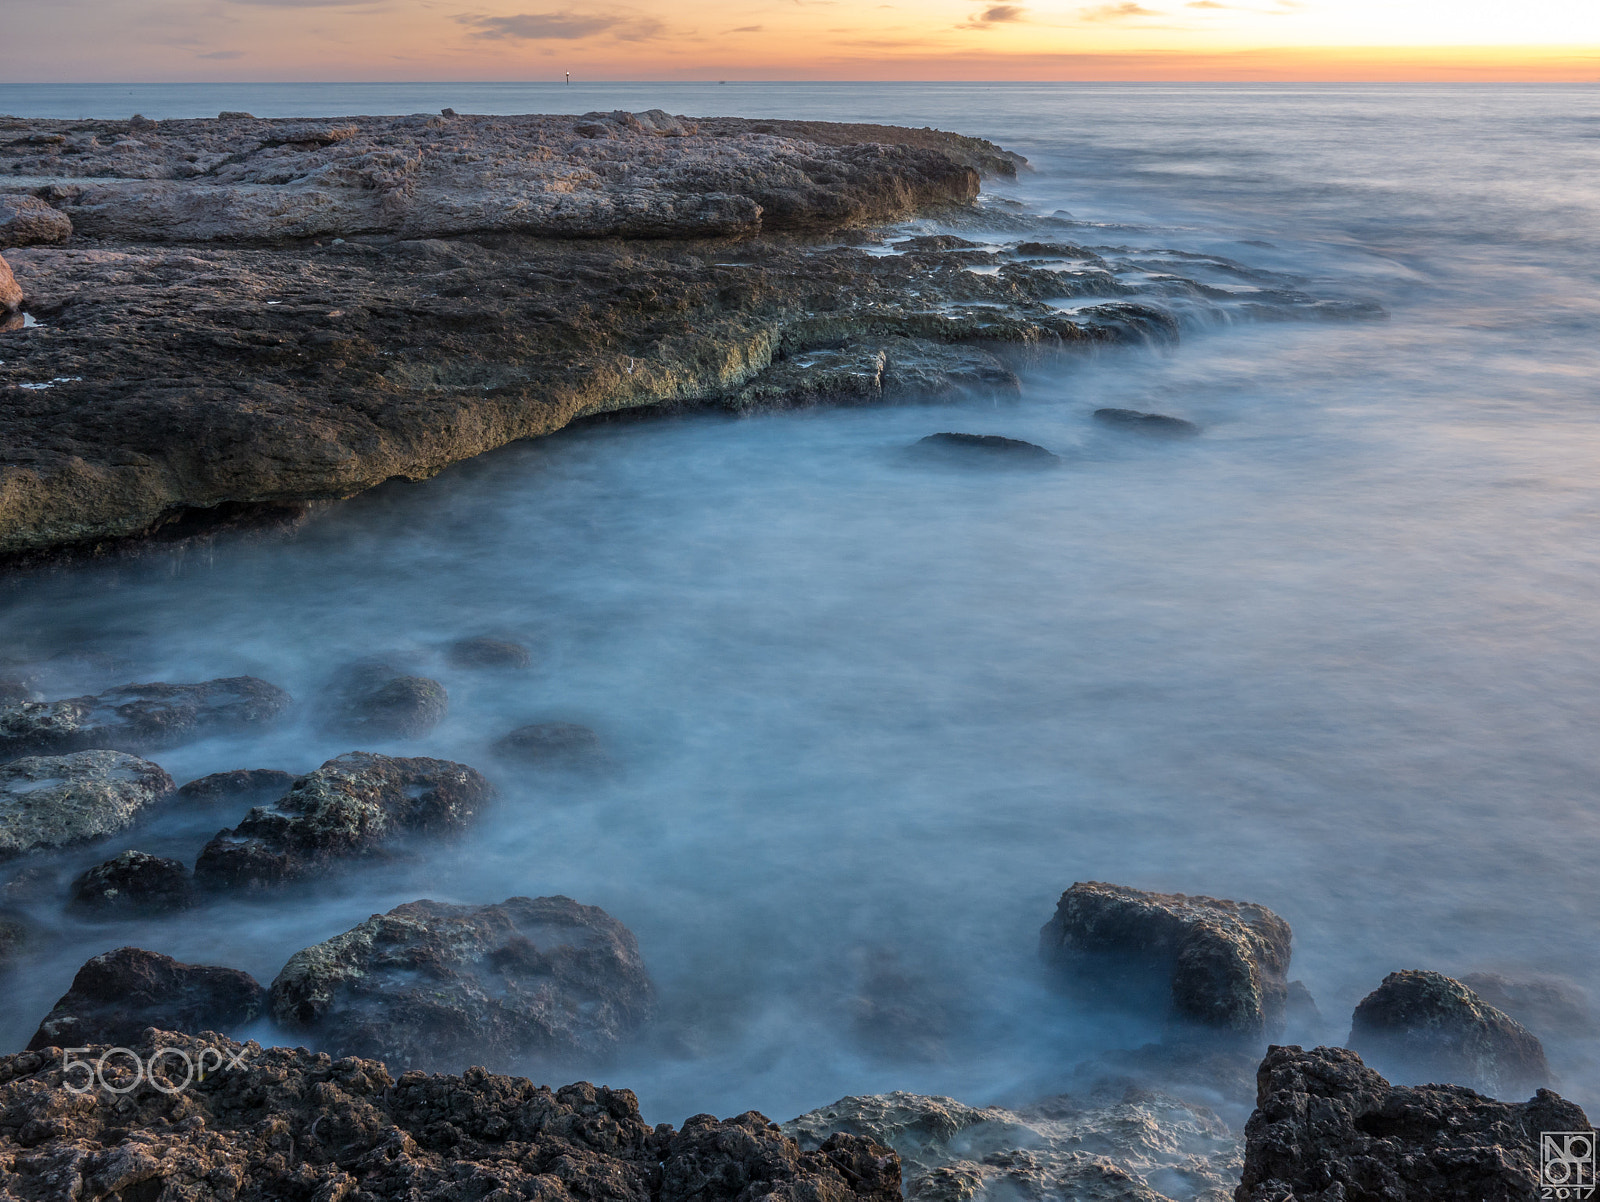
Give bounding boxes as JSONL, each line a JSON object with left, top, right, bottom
{"left": 3, "top": 0, "right": 1599, "bottom": 82}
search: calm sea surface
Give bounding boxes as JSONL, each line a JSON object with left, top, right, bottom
{"left": 3, "top": 83, "right": 1599, "bottom": 1120}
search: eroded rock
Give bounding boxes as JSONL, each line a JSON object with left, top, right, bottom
{"left": 1093, "top": 408, "right": 1201, "bottom": 438}
{"left": 193, "top": 752, "right": 491, "bottom": 889}
{"left": 69, "top": 849, "right": 194, "bottom": 914}
{"left": 1039, "top": 881, "right": 1292, "bottom": 1040}
{"left": 0, "top": 195, "right": 73, "bottom": 249}
{"left": 492, "top": 722, "right": 607, "bottom": 771}
{"left": 1348, "top": 970, "right": 1552, "bottom": 1099}
{"left": 1237, "top": 1044, "right": 1586, "bottom": 1201}
{"left": 176, "top": 766, "right": 295, "bottom": 805}
{"left": 26, "top": 946, "right": 265, "bottom": 1050}
{"left": 0, "top": 675, "right": 291, "bottom": 760}
{"left": 0, "top": 750, "right": 174, "bottom": 857}
{"left": 912, "top": 432, "right": 1058, "bottom": 466}
{"left": 321, "top": 661, "right": 448, "bottom": 740}
{"left": 269, "top": 895, "right": 654, "bottom": 1070}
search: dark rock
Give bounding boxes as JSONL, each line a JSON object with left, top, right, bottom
{"left": 0, "top": 911, "right": 28, "bottom": 972}
{"left": 0, "top": 195, "right": 73, "bottom": 249}
{"left": 1014, "top": 240, "right": 1108, "bottom": 263}
{"left": 1093, "top": 407, "right": 1201, "bottom": 437}
{"left": 193, "top": 752, "right": 492, "bottom": 890}
{"left": 69, "top": 850, "right": 194, "bottom": 915}
{"left": 1, "top": 864, "right": 57, "bottom": 905}
{"left": 894, "top": 234, "right": 987, "bottom": 252}
{"left": 729, "top": 339, "right": 1019, "bottom": 410}
{"left": 1237, "top": 1044, "right": 1587, "bottom": 1202}
{"left": 269, "top": 895, "right": 655, "bottom": 1071}
{"left": 912, "top": 432, "right": 1058, "bottom": 467}
{"left": 321, "top": 661, "right": 448, "bottom": 739}
{"left": 176, "top": 766, "right": 295, "bottom": 805}
{"left": 447, "top": 636, "right": 534, "bottom": 669}
{"left": 26, "top": 946, "right": 265, "bottom": 1050}
{"left": 0, "top": 750, "right": 175, "bottom": 857}
{"left": 0, "top": 679, "right": 34, "bottom": 704}
{"left": 1349, "top": 970, "right": 1552, "bottom": 1098}
{"left": 0, "top": 675, "right": 292, "bottom": 760}
{"left": 1284, "top": 978, "right": 1326, "bottom": 1044}
{"left": 0, "top": 252, "right": 19, "bottom": 313}
{"left": 492, "top": 722, "right": 607, "bottom": 770}
{"left": 1459, "top": 971, "right": 1593, "bottom": 1041}
{"left": 0, "top": 1029, "right": 903, "bottom": 1202}
{"left": 1039, "top": 880, "right": 1292, "bottom": 1040}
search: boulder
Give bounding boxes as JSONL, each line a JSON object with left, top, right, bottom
{"left": 1348, "top": 970, "right": 1551, "bottom": 1098}
{"left": 69, "top": 849, "right": 194, "bottom": 915}
{"left": 193, "top": 752, "right": 492, "bottom": 889}
{"left": 0, "top": 751, "right": 175, "bottom": 857}
{"left": 0, "top": 676, "right": 292, "bottom": 760}
{"left": 26, "top": 946, "right": 265, "bottom": 1050}
{"left": 0, "top": 195, "right": 73, "bottom": 249}
{"left": 1093, "top": 408, "right": 1201, "bottom": 438}
{"left": 784, "top": 1089, "right": 1240, "bottom": 1202}
{"left": 1237, "top": 1044, "right": 1588, "bottom": 1201}
{"left": 447, "top": 636, "right": 533, "bottom": 669}
{"left": 0, "top": 252, "right": 20, "bottom": 313}
{"left": 176, "top": 766, "right": 295, "bottom": 805}
{"left": 912, "top": 432, "right": 1058, "bottom": 466}
{"left": 269, "top": 895, "right": 655, "bottom": 1071}
{"left": 321, "top": 661, "right": 448, "bottom": 740}
{"left": 492, "top": 722, "right": 607, "bottom": 770}
{"left": 0, "top": 1030, "right": 904, "bottom": 1202}
{"left": 1039, "top": 881, "right": 1292, "bottom": 1040}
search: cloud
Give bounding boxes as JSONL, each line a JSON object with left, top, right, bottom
{"left": 1186, "top": 1, "right": 1227, "bottom": 7}
{"left": 223, "top": 0, "right": 381, "bottom": 6}
{"left": 727, "top": 24, "right": 763, "bottom": 31}
{"left": 1079, "top": 2, "right": 1158, "bottom": 17}
{"left": 959, "top": 4, "right": 1024, "bottom": 28}
{"left": 456, "top": 10, "right": 664, "bottom": 40}
{"left": 196, "top": 49, "right": 246, "bottom": 57}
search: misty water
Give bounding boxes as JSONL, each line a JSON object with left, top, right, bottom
{"left": 4, "top": 84, "right": 1600, "bottom": 1123}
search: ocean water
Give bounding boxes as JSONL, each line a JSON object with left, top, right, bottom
{"left": 3, "top": 83, "right": 1600, "bottom": 1125}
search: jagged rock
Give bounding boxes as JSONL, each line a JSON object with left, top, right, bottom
{"left": 321, "top": 661, "right": 448, "bottom": 739}
{"left": 193, "top": 752, "right": 492, "bottom": 889}
{"left": 784, "top": 1089, "right": 1240, "bottom": 1202}
{"left": 0, "top": 750, "right": 174, "bottom": 857}
{"left": 0, "top": 1030, "right": 903, "bottom": 1202}
{"left": 26, "top": 946, "right": 265, "bottom": 1049}
{"left": 0, "top": 195, "right": 73, "bottom": 248}
{"left": 0, "top": 676, "right": 292, "bottom": 760}
{"left": 269, "top": 895, "right": 655, "bottom": 1071}
{"left": 1093, "top": 408, "right": 1201, "bottom": 437}
{"left": 492, "top": 722, "right": 607, "bottom": 771}
{"left": 0, "top": 252, "right": 20, "bottom": 312}
{"left": 1237, "top": 1044, "right": 1587, "bottom": 1201}
{"left": 1459, "top": 971, "right": 1593, "bottom": 1040}
{"left": 1348, "top": 970, "right": 1552, "bottom": 1098}
{"left": 912, "top": 432, "right": 1058, "bottom": 466}
{"left": 69, "top": 849, "right": 194, "bottom": 914}
{"left": 447, "top": 636, "right": 533, "bottom": 669}
{"left": 1039, "top": 881, "right": 1292, "bottom": 1040}
{"left": 176, "top": 766, "right": 295, "bottom": 805}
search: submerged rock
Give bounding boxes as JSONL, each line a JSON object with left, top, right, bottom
{"left": 269, "top": 895, "right": 655, "bottom": 1070}
{"left": 0, "top": 195, "right": 73, "bottom": 249}
{"left": 0, "top": 750, "right": 175, "bottom": 857}
{"left": 492, "top": 722, "right": 607, "bottom": 771}
{"left": 784, "top": 1089, "right": 1240, "bottom": 1202}
{"left": 27, "top": 946, "right": 265, "bottom": 1050}
{"left": 447, "top": 636, "right": 534, "bottom": 669}
{"left": 176, "top": 766, "right": 296, "bottom": 805}
{"left": 0, "top": 675, "right": 292, "bottom": 760}
{"left": 728, "top": 338, "right": 1019, "bottom": 410}
{"left": 1348, "top": 969, "right": 1551, "bottom": 1099}
{"left": 912, "top": 432, "right": 1058, "bottom": 466}
{"left": 1093, "top": 408, "right": 1201, "bottom": 437}
{"left": 1458, "top": 971, "right": 1593, "bottom": 1041}
{"left": 193, "top": 752, "right": 492, "bottom": 889}
{"left": 69, "top": 849, "right": 194, "bottom": 914}
{"left": 0, "top": 1029, "right": 903, "bottom": 1202}
{"left": 1039, "top": 881, "right": 1292, "bottom": 1040}
{"left": 321, "top": 661, "right": 448, "bottom": 740}
{"left": 1237, "top": 1044, "right": 1586, "bottom": 1201}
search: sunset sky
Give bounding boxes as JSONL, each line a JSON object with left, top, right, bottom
{"left": 4, "top": 0, "right": 1599, "bottom": 82}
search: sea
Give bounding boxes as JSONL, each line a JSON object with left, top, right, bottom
{"left": 2, "top": 81, "right": 1599, "bottom": 1123}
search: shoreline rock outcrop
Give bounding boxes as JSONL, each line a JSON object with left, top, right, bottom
{"left": 0, "top": 750, "right": 174, "bottom": 857}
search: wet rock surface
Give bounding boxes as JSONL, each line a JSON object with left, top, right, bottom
{"left": 0, "top": 675, "right": 291, "bottom": 760}
{"left": 1237, "top": 1044, "right": 1586, "bottom": 1202}
{"left": 68, "top": 849, "right": 194, "bottom": 914}
{"left": 320, "top": 660, "right": 448, "bottom": 740}
{"left": 26, "top": 946, "right": 265, "bottom": 1050}
{"left": 193, "top": 751, "right": 492, "bottom": 889}
{"left": 493, "top": 722, "right": 608, "bottom": 770}
{"left": 269, "top": 895, "right": 655, "bottom": 1071}
{"left": 0, "top": 750, "right": 174, "bottom": 857}
{"left": 1040, "top": 881, "right": 1292, "bottom": 1040}
{"left": 1348, "top": 970, "right": 1552, "bottom": 1099}
{"left": 785, "top": 1089, "right": 1240, "bottom": 1202}
{"left": 0, "top": 1029, "right": 901, "bottom": 1202}
{"left": 913, "top": 432, "right": 1058, "bottom": 466}
{"left": 175, "top": 766, "right": 296, "bottom": 805}
{"left": 1093, "top": 408, "right": 1201, "bottom": 438}
{"left": 0, "top": 194, "right": 73, "bottom": 248}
